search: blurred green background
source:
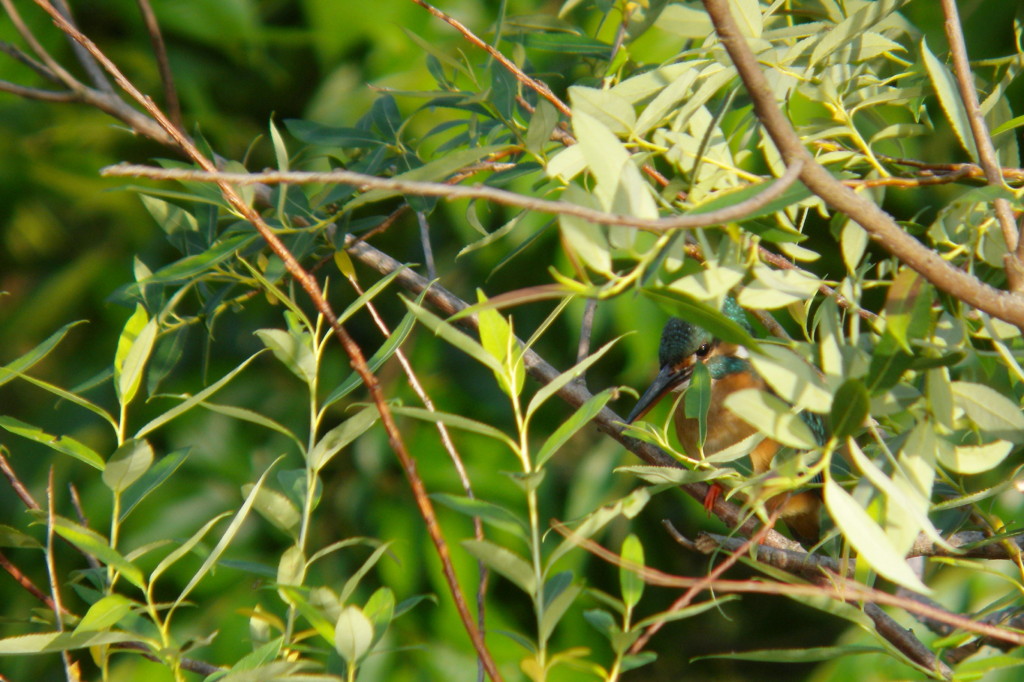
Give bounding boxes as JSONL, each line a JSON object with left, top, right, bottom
{"left": 1, "top": 1, "right": 1020, "bottom": 680}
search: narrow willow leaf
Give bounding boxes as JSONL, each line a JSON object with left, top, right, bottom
{"left": 830, "top": 379, "right": 869, "bottom": 438}
{"left": 364, "top": 587, "right": 395, "bottom": 643}
{"left": 643, "top": 289, "right": 760, "bottom": 350}
{"left": 525, "top": 100, "right": 558, "bottom": 153}
{"left": 172, "top": 458, "right": 280, "bottom": 611}
{"left": 559, "top": 185, "right": 613, "bottom": 276}
{"left": 620, "top": 534, "right": 645, "bottom": 609}
{"left": 198, "top": 401, "right": 303, "bottom": 452}
{"left": 52, "top": 517, "right": 144, "bottom": 589}
{"left": 0, "top": 321, "right": 86, "bottom": 391}
{"left": 535, "top": 387, "right": 615, "bottom": 467}
{"left": 0, "top": 630, "right": 137, "bottom": 654}
{"left": 120, "top": 447, "right": 190, "bottom": 521}
{"left": 244, "top": 484, "right": 301, "bottom": 536}
{"left": 150, "top": 512, "right": 232, "bottom": 586}
{"left": 133, "top": 234, "right": 258, "bottom": 289}
{"left": 390, "top": 405, "right": 518, "bottom": 453}
{"left": 824, "top": 480, "right": 930, "bottom": 594}
{"left": 750, "top": 344, "right": 832, "bottom": 414}
{"left": 102, "top": 439, "right": 154, "bottom": 493}
{"left": 255, "top": 328, "right": 316, "bottom": 385}
{"left": 527, "top": 337, "right": 620, "bottom": 419}
{"left": 73, "top": 594, "right": 135, "bottom": 634}
{"left": 323, "top": 308, "right": 417, "bottom": 408}
{"left": 431, "top": 493, "right": 528, "bottom": 537}
{"left": 683, "top": 362, "right": 711, "bottom": 450}
{"left": 952, "top": 382, "right": 1024, "bottom": 442}
{"left": 135, "top": 351, "right": 264, "bottom": 439}
{"left": 334, "top": 605, "right": 374, "bottom": 663}
{"left": 339, "top": 542, "right": 393, "bottom": 605}
{"left": 403, "top": 298, "right": 503, "bottom": 376}
{"left": 117, "top": 316, "right": 158, "bottom": 407}
{"left": 921, "top": 37, "right": 977, "bottom": 161}
{"left": 462, "top": 539, "right": 536, "bottom": 594}
{"left": 723, "top": 389, "right": 817, "bottom": 449}
{"left": 698, "top": 645, "right": 884, "bottom": 663}
{"left": 308, "top": 406, "right": 379, "bottom": 471}
{"left": 0, "top": 417, "right": 105, "bottom": 470}
{"left": 634, "top": 595, "right": 741, "bottom": 629}
{"left": 477, "top": 290, "right": 521, "bottom": 398}
{"left": 548, "top": 487, "right": 651, "bottom": 568}
{"left": 811, "top": 0, "right": 908, "bottom": 65}
{"left": 940, "top": 440, "right": 1014, "bottom": 475}
{"left": 540, "top": 582, "right": 581, "bottom": 642}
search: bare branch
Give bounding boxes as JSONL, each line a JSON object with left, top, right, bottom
{"left": 102, "top": 159, "right": 806, "bottom": 234}
{"left": 939, "top": 0, "right": 1021, "bottom": 283}
{"left": 702, "top": 0, "right": 1024, "bottom": 330}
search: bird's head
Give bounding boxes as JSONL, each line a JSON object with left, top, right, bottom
{"left": 626, "top": 299, "right": 751, "bottom": 424}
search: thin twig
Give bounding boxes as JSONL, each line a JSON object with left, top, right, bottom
{"left": 0, "top": 447, "right": 41, "bottom": 510}
{"left": 45, "top": 468, "right": 78, "bottom": 682}
{"left": 134, "top": 0, "right": 182, "bottom": 129}
{"left": 51, "top": 0, "right": 114, "bottom": 94}
{"left": 0, "top": 551, "right": 63, "bottom": 613}
{"left": 702, "top": 0, "right": 1024, "bottom": 330}
{"left": 939, "top": 0, "right": 1021, "bottom": 282}
{"left": 102, "top": 159, "right": 807, "bottom": 234}
{"left": 409, "top": 0, "right": 572, "bottom": 118}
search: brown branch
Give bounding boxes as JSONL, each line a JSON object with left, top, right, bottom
{"left": 29, "top": 4, "right": 502, "bottom": 676}
{"left": 939, "top": 0, "right": 1021, "bottom": 282}
{"left": 702, "top": 0, "right": 1024, "bottom": 330}
{"left": 0, "top": 448, "right": 41, "bottom": 510}
{"left": 101, "top": 159, "right": 806, "bottom": 234}
{"left": 408, "top": 0, "right": 572, "bottom": 118}
{"left": 134, "top": 0, "right": 182, "bottom": 130}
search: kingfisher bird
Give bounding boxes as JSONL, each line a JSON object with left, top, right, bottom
{"left": 626, "top": 299, "right": 823, "bottom": 545}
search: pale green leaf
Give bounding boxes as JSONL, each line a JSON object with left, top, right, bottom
{"left": 462, "top": 539, "right": 536, "bottom": 594}
{"left": 403, "top": 298, "right": 504, "bottom": 376}
{"left": 0, "top": 321, "right": 87, "bottom": 391}
{"left": 921, "top": 37, "right": 977, "bottom": 161}
{"left": 102, "top": 438, "right": 154, "bottom": 493}
{"left": 334, "top": 605, "right": 374, "bottom": 663}
{"left": 824, "top": 480, "right": 930, "bottom": 594}
{"left": 952, "top": 382, "right": 1024, "bottom": 442}
{"left": 73, "top": 594, "right": 135, "bottom": 634}
{"left": 255, "top": 328, "right": 316, "bottom": 385}
{"left": 527, "top": 337, "right": 620, "bottom": 419}
{"left": 620, "top": 534, "right": 645, "bottom": 609}
{"left": 940, "top": 440, "right": 1014, "bottom": 475}
{"left": 750, "top": 344, "right": 832, "bottom": 414}
{"left": 52, "top": 517, "right": 144, "bottom": 589}
{"left": 0, "top": 630, "right": 138, "bottom": 654}
{"left": 723, "top": 389, "right": 817, "bottom": 449}
{"left": 0, "top": 416, "right": 105, "bottom": 470}
{"left": 308, "top": 406, "right": 379, "bottom": 471}
{"left": 536, "top": 388, "right": 615, "bottom": 467}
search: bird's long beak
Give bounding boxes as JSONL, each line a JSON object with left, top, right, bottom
{"left": 626, "top": 362, "right": 693, "bottom": 424}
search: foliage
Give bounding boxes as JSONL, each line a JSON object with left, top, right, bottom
{"left": 2, "top": 0, "right": 1024, "bottom": 681}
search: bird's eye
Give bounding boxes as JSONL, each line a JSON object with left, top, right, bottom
{"left": 695, "top": 343, "right": 711, "bottom": 357}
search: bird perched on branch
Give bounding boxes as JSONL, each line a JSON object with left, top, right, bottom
{"left": 626, "top": 299, "right": 823, "bottom": 545}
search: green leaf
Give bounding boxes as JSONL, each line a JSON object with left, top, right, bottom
{"left": 0, "top": 416, "right": 105, "bottom": 470}
{"left": 364, "top": 587, "right": 395, "bottom": 644}
{"left": 462, "top": 539, "right": 536, "bottom": 595}
{"left": 120, "top": 447, "right": 190, "bottom": 521}
{"left": 308, "top": 406, "right": 379, "bottom": 471}
{"left": 403, "top": 298, "right": 504, "bottom": 376}
{"left": 810, "top": 0, "right": 908, "bottom": 65}
{"left": 723, "top": 389, "right": 817, "bottom": 449}
{"left": 73, "top": 594, "right": 136, "bottom": 634}
{"left": 0, "top": 321, "right": 86, "bottom": 391}
{"left": 150, "top": 512, "right": 232, "bottom": 586}
{"left": 540, "top": 576, "right": 581, "bottom": 642}
{"left": 536, "top": 387, "right": 615, "bottom": 467}
{"left": 477, "top": 290, "right": 523, "bottom": 398}
{"left": 866, "top": 332, "right": 911, "bottom": 395}
{"left": 830, "top": 379, "right": 869, "bottom": 439}
{"left": 884, "top": 269, "right": 933, "bottom": 353}
{"left": 0, "top": 630, "right": 138, "bottom": 654}
{"left": 921, "top": 37, "right": 978, "bottom": 161}
{"left": 134, "top": 351, "right": 264, "bottom": 439}
{"left": 52, "top": 517, "right": 144, "bottom": 589}
{"left": 940, "top": 440, "right": 1014, "bottom": 475}
{"left": 558, "top": 185, "right": 613, "bottom": 276}
{"left": 952, "top": 382, "right": 1024, "bottom": 442}
{"left": 698, "top": 645, "right": 884, "bottom": 663}
{"left": 285, "top": 119, "right": 383, "bottom": 148}
{"left": 172, "top": 458, "right": 280, "bottom": 612}
{"left": 132, "top": 234, "right": 258, "bottom": 290}
{"left": 525, "top": 100, "right": 559, "bottom": 154}
{"left": 255, "top": 328, "right": 317, "bottom": 385}
{"left": 620, "top": 534, "right": 645, "bottom": 610}
{"left": 683, "top": 361, "right": 711, "bottom": 450}
{"left": 334, "top": 605, "right": 374, "bottom": 663}
{"left": 102, "top": 439, "right": 154, "bottom": 493}
{"left": 244, "top": 483, "right": 301, "bottom": 536}
{"left": 824, "top": 480, "right": 930, "bottom": 594}
{"left": 115, "top": 307, "right": 157, "bottom": 406}
{"left": 390, "top": 406, "right": 518, "bottom": 454}
{"left": 339, "top": 542, "right": 393, "bottom": 604}
{"left": 431, "top": 493, "right": 528, "bottom": 537}
{"left": 527, "top": 337, "right": 620, "bottom": 420}
{"left": 750, "top": 344, "right": 832, "bottom": 414}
